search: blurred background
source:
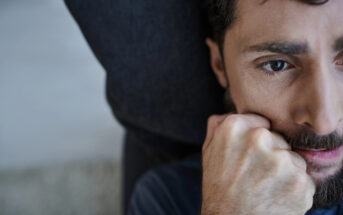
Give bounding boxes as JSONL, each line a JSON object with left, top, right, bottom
{"left": 0, "top": 0, "right": 124, "bottom": 214}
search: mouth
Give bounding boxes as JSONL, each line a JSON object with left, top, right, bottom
{"left": 293, "top": 145, "right": 343, "bottom": 167}
{"left": 292, "top": 145, "right": 343, "bottom": 183}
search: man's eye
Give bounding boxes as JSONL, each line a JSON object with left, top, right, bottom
{"left": 259, "top": 60, "right": 293, "bottom": 73}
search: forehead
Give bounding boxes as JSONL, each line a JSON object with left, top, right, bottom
{"left": 224, "top": 0, "right": 343, "bottom": 53}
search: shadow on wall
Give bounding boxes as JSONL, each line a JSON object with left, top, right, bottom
{"left": 0, "top": 0, "right": 124, "bottom": 214}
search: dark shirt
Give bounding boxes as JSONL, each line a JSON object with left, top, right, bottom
{"left": 129, "top": 154, "right": 343, "bottom": 215}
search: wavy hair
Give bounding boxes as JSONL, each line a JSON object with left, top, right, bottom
{"left": 206, "top": 0, "right": 329, "bottom": 50}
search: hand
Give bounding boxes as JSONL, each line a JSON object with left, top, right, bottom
{"left": 201, "top": 114, "right": 315, "bottom": 215}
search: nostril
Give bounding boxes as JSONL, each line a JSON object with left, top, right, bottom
{"left": 304, "top": 122, "right": 311, "bottom": 127}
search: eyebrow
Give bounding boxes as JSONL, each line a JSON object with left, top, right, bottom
{"left": 243, "top": 41, "right": 309, "bottom": 55}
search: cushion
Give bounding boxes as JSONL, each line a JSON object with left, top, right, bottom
{"left": 64, "top": 0, "right": 225, "bottom": 145}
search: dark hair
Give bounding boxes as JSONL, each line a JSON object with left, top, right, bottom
{"left": 206, "top": 0, "right": 329, "bottom": 51}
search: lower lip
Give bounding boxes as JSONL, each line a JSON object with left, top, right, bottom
{"left": 293, "top": 145, "right": 343, "bottom": 165}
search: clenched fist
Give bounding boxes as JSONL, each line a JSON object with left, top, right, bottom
{"left": 201, "top": 114, "right": 316, "bottom": 215}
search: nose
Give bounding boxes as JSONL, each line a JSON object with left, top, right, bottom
{"left": 293, "top": 64, "right": 343, "bottom": 135}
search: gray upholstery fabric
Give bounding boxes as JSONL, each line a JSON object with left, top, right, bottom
{"left": 64, "top": 0, "right": 225, "bottom": 145}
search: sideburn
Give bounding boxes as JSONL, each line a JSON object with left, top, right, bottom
{"left": 222, "top": 66, "right": 237, "bottom": 113}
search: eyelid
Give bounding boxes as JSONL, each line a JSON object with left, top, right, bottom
{"left": 254, "top": 55, "right": 296, "bottom": 72}
{"left": 257, "top": 61, "right": 293, "bottom": 72}
{"left": 253, "top": 54, "right": 295, "bottom": 65}
{"left": 253, "top": 57, "right": 296, "bottom": 77}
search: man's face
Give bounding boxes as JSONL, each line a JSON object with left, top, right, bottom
{"left": 207, "top": 0, "right": 343, "bottom": 208}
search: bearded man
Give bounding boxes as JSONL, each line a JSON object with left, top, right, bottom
{"left": 129, "top": 0, "right": 343, "bottom": 214}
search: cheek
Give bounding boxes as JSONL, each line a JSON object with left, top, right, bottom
{"left": 227, "top": 70, "right": 273, "bottom": 113}
{"left": 230, "top": 82, "right": 272, "bottom": 114}
{"left": 224, "top": 55, "right": 298, "bottom": 131}
{"left": 228, "top": 73, "right": 293, "bottom": 128}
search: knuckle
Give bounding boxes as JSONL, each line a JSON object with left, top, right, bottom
{"left": 289, "top": 172, "right": 314, "bottom": 201}
{"left": 222, "top": 115, "right": 242, "bottom": 127}
{"left": 295, "top": 157, "right": 307, "bottom": 170}
{"left": 249, "top": 128, "right": 270, "bottom": 142}
{"left": 293, "top": 172, "right": 308, "bottom": 190}
{"left": 205, "top": 115, "right": 219, "bottom": 138}
{"left": 203, "top": 115, "right": 226, "bottom": 152}
{"left": 247, "top": 128, "right": 270, "bottom": 149}
{"left": 297, "top": 173, "right": 308, "bottom": 188}
{"left": 275, "top": 150, "right": 291, "bottom": 163}
{"left": 212, "top": 124, "right": 226, "bottom": 144}
{"left": 207, "top": 115, "right": 220, "bottom": 127}
{"left": 220, "top": 115, "right": 243, "bottom": 135}
{"left": 247, "top": 139, "right": 264, "bottom": 152}
{"left": 297, "top": 172, "right": 308, "bottom": 185}
{"left": 269, "top": 151, "right": 291, "bottom": 174}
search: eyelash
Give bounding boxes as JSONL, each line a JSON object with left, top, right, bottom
{"left": 256, "top": 60, "right": 294, "bottom": 76}
{"left": 255, "top": 56, "right": 343, "bottom": 77}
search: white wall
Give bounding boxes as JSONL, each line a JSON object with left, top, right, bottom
{"left": 0, "top": 0, "right": 124, "bottom": 170}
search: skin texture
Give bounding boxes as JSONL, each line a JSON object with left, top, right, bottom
{"left": 201, "top": 114, "right": 315, "bottom": 214}
{"left": 203, "top": 0, "right": 343, "bottom": 214}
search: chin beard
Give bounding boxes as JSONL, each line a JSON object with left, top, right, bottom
{"left": 312, "top": 167, "right": 343, "bottom": 209}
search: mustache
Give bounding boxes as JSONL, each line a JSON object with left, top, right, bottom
{"left": 281, "top": 130, "right": 343, "bottom": 150}
{"left": 222, "top": 88, "right": 343, "bottom": 150}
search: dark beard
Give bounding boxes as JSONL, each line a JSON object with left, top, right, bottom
{"left": 286, "top": 129, "right": 343, "bottom": 151}
{"left": 223, "top": 87, "right": 343, "bottom": 209}
{"left": 312, "top": 167, "right": 343, "bottom": 209}
{"left": 284, "top": 130, "right": 343, "bottom": 209}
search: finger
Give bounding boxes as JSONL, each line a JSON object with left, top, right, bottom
{"left": 270, "top": 132, "right": 291, "bottom": 150}
{"left": 231, "top": 113, "right": 271, "bottom": 132}
{"left": 306, "top": 175, "right": 316, "bottom": 196}
{"left": 289, "top": 150, "right": 307, "bottom": 171}
{"left": 270, "top": 133, "right": 306, "bottom": 170}
{"left": 203, "top": 114, "right": 230, "bottom": 149}
{"left": 216, "top": 114, "right": 271, "bottom": 141}
{"left": 269, "top": 133, "right": 306, "bottom": 170}
{"left": 206, "top": 113, "right": 271, "bottom": 151}
{"left": 239, "top": 113, "right": 271, "bottom": 130}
